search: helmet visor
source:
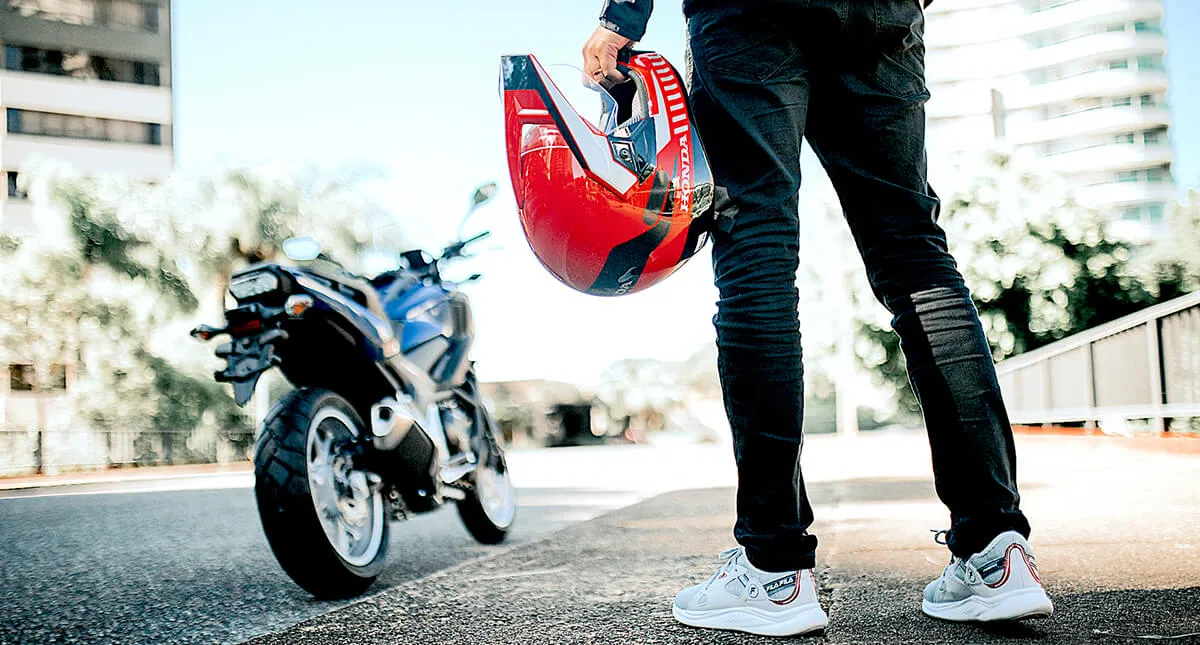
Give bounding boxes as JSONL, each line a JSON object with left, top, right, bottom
{"left": 544, "top": 64, "right": 628, "bottom": 137}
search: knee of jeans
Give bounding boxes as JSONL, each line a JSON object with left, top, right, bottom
{"left": 889, "top": 286, "right": 994, "bottom": 364}
{"left": 714, "top": 259, "right": 800, "bottom": 348}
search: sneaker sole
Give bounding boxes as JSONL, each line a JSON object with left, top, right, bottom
{"left": 672, "top": 603, "right": 828, "bottom": 637}
{"left": 922, "top": 587, "right": 1054, "bottom": 622}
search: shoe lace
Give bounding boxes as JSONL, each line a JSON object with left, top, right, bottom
{"left": 703, "top": 547, "right": 745, "bottom": 587}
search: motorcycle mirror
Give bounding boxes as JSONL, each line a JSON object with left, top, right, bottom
{"left": 458, "top": 182, "right": 498, "bottom": 238}
{"left": 282, "top": 237, "right": 322, "bottom": 262}
{"left": 471, "top": 182, "right": 498, "bottom": 209}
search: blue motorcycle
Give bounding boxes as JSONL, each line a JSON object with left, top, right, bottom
{"left": 191, "top": 184, "right": 514, "bottom": 599}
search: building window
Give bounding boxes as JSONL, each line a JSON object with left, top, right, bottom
{"left": 1136, "top": 55, "right": 1165, "bottom": 71}
{"left": 6, "top": 108, "right": 163, "bottom": 145}
{"left": 7, "top": 364, "right": 66, "bottom": 391}
{"left": 8, "top": 364, "right": 35, "bottom": 391}
{"left": 1112, "top": 96, "right": 1133, "bottom": 107}
{"left": 1134, "top": 20, "right": 1162, "bottom": 34}
{"left": 1120, "top": 203, "right": 1168, "bottom": 226}
{"left": 6, "top": 0, "right": 161, "bottom": 32}
{"left": 1143, "top": 129, "right": 1163, "bottom": 145}
{"left": 1, "top": 44, "right": 161, "bottom": 86}
{"left": 6, "top": 171, "right": 27, "bottom": 199}
{"left": 1105, "top": 23, "right": 1126, "bottom": 33}
{"left": 1145, "top": 167, "right": 1169, "bottom": 183}
{"left": 1109, "top": 59, "right": 1130, "bottom": 70}
{"left": 1114, "top": 133, "right": 1135, "bottom": 144}
{"left": 1117, "top": 171, "right": 1139, "bottom": 183}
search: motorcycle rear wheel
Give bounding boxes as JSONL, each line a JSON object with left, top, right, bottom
{"left": 254, "top": 387, "right": 389, "bottom": 599}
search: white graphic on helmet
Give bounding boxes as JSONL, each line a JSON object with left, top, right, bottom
{"left": 531, "top": 57, "right": 638, "bottom": 194}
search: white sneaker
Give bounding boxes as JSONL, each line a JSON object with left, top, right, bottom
{"left": 672, "top": 547, "right": 828, "bottom": 637}
{"left": 923, "top": 530, "right": 1053, "bottom": 622}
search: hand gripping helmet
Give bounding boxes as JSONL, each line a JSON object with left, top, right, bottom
{"left": 500, "top": 52, "right": 715, "bottom": 296}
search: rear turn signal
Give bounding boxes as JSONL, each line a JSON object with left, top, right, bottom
{"left": 189, "top": 324, "right": 225, "bottom": 341}
{"left": 285, "top": 295, "right": 314, "bottom": 317}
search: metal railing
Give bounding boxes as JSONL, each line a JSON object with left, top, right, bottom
{"left": 995, "top": 291, "right": 1200, "bottom": 431}
{"left": 0, "top": 426, "right": 255, "bottom": 477}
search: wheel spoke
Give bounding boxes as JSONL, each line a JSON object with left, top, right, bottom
{"left": 306, "top": 404, "right": 385, "bottom": 567}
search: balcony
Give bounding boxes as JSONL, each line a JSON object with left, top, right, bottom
{"left": 1, "top": 134, "right": 172, "bottom": 179}
{"left": 0, "top": 70, "right": 172, "bottom": 124}
{"left": 1012, "top": 105, "right": 1170, "bottom": 144}
{"left": 1042, "top": 142, "right": 1174, "bottom": 175}
{"left": 1077, "top": 181, "right": 1177, "bottom": 207}
{"left": 1019, "top": 31, "right": 1166, "bottom": 72}
{"left": 1004, "top": 69, "right": 1169, "bottom": 110}
{"left": 1023, "top": 0, "right": 1163, "bottom": 35}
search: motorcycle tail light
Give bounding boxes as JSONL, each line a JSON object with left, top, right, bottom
{"left": 229, "top": 271, "right": 280, "bottom": 300}
{"left": 228, "top": 318, "right": 264, "bottom": 337}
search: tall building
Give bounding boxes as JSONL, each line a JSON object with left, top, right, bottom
{"left": 925, "top": 0, "right": 1174, "bottom": 240}
{"left": 1, "top": 1, "right": 173, "bottom": 454}
{"left": 0, "top": 0, "right": 173, "bottom": 233}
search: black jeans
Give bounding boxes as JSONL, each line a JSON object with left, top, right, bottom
{"left": 685, "top": 0, "right": 1031, "bottom": 570}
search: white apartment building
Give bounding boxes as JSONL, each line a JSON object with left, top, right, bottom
{"left": 0, "top": 0, "right": 172, "bottom": 441}
{"left": 925, "top": 0, "right": 1174, "bottom": 240}
{"left": 0, "top": 0, "right": 173, "bottom": 234}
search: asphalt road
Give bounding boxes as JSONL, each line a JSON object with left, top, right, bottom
{"left": 0, "top": 480, "right": 637, "bottom": 645}
{"left": 248, "top": 435, "right": 1200, "bottom": 644}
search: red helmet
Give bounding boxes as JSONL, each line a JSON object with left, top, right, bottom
{"left": 500, "top": 52, "right": 715, "bottom": 296}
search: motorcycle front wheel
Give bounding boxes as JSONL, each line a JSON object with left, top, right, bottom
{"left": 457, "top": 401, "right": 516, "bottom": 544}
{"left": 254, "top": 387, "right": 388, "bottom": 599}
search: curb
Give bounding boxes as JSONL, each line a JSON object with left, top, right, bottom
{"left": 0, "top": 462, "right": 252, "bottom": 491}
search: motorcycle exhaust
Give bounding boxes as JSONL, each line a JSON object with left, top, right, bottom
{"left": 371, "top": 396, "right": 422, "bottom": 451}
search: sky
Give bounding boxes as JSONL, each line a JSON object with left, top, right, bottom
{"left": 171, "top": 0, "right": 1200, "bottom": 385}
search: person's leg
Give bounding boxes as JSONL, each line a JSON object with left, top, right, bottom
{"left": 687, "top": 6, "right": 817, "bottom": 572}
{"left": 803, "top": 0, "right": 1030, "bottom": 559}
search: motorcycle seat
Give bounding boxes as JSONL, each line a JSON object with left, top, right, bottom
{"left": 305, "top": 267, "right": 389, "bottom": 320}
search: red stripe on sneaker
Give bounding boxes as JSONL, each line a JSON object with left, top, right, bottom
{"left": 985, "top": 544, "right": 1035, "bottom": 589}
{"left": 1024, "top": 550, "right": 1042, "bottom": 584}
{"left": 770, "top": 571, "right": 804, "bottom": 605}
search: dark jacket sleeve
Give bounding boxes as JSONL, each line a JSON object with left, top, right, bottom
{"left": 600, "top": 0, "right": 653, "bottom": 41}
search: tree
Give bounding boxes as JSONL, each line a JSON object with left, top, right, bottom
{"left": 181, "top": 166, "right": 399, "bottom": 310}
{"left": 0, "top": 164, "right": 398, "bottom": 466}
{"left": 861, "top": 151, "right": 1198, "bottom": 419}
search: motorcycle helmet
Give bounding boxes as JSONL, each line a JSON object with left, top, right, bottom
{"left": 500, "top": 52, "right": 715, "bottom": 296}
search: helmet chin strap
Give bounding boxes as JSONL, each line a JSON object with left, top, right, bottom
{"left": 703, "top": 185, "right": 738, "bottom": 234}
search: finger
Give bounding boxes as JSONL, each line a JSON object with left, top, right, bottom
{"left": 601, "top": 58, "right": 626, "bottom": 86}
{"left": 582, "top": 45, "right": 601, "bottom": 75}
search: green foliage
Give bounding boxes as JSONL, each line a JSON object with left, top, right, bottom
{"left": 57, "top": 182, "right": 198, "bottom": 312}
{"left": 867, "top": 151, "right": 1198, "bottom": 421}
{"left": 0, "top": 165, "right": 392, "bottom": 452}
